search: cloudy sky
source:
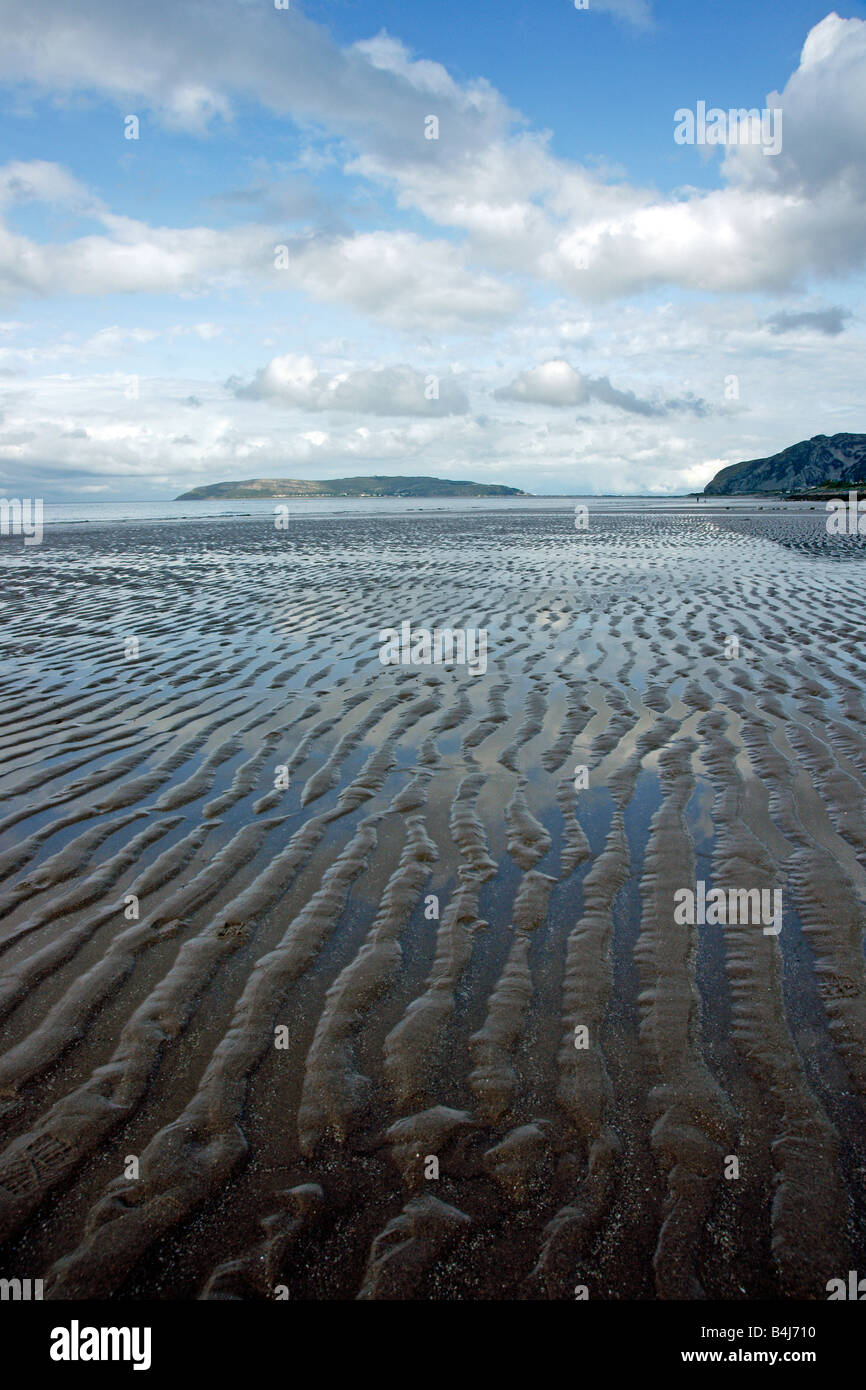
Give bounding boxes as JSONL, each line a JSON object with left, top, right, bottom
{"left": 1, "top": 0, "right": 865, "bottom": 500}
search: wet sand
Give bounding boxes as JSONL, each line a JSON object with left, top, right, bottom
{"left": 0, "top": 504, "right": 864, "bottom": 1300}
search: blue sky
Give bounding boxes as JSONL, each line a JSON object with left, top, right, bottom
{"left": 1, "top": 0, "right": 865, "bottom": 498}
{"left": 322, "top": 0, "right": 846, "bottom": 177}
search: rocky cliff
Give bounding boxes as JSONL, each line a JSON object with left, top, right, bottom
{"left": 704, "top": 434, "right": 866, "bottom": 495}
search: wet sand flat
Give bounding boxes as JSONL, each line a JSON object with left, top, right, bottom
{"left": 0, "top": 504, "right": 864, "bottom": 1300}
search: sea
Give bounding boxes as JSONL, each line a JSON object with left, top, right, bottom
{"left": 34, "top": 494, "right": 819, "bottom": 529}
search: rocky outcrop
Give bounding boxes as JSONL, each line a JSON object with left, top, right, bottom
{"left": 705, "top": 433, "right": 866, "bottom": 495}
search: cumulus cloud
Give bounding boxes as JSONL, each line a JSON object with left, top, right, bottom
{"left": 0, "top": 188, "right": 268, "bottom": 298}
{"left": 493, "top": 360, "right": 709, "bottom": 416}
{"left": 0, "top": 166, "right": 518, "bottom": 328}
{"left": 494, "top": 360, "right": 589, "bottom": 407}
{"left": 724, "top": 13, "right": 866, "bottom": 197}
{"left": 2, "top": 8, "right": 866, "bottom": 306}
{"left": 230, "top": 355, "right": 469, "bottom": 417}
{"left": 0, "top": 4, "right": 863, "bottom": 498}
{"left": 284, "top": 231, "right": 520, "bottom": 330}
{"left": 0, "top": 0, "right": 512, "bottom": 148}
{"left": 356, "top": 15, "right": 866, "bottom": 300}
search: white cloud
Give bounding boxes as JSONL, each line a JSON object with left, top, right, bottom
{"left": 724, "top": 13, "right": 866, "bottom": 197}
{"left": 0, "top": 331, "right": 860, "bottom": 498}
{"left": 495, "top": 359, "right": 589, "bottom": 407}
{"left": 285, "top": 231, "right": 521, "bottom": 330}
{"left": 0, "top": 168, "right": 518, "bottom": 329}
{"left": 494, "top": 359, "right": 709, "bottom": 416}
{"left": 1, "top": 4, "right": 864, "bottom": 499}
{"left": 231, "top": 354, "right": 469, "bottom": 416}
{"left": 3, "top": 9, "right": 866, "bottom": 305}
{"left": 345, "top": 18, "right": 866, "bottom": 300}
{"left": 0, "top": 160, "right": 96, "bottom": 211}
{"left": 0, "top": 0, "right": 511, "bottom": 146}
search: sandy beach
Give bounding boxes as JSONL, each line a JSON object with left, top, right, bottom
{"left": 0, "top": 502, "right": 864, "bottom": 1300}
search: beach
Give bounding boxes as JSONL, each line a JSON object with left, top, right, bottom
{"left": 0, "top": 501, "right": 864, "bottom": 1300}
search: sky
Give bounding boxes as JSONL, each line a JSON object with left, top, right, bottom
{"left": 1, "top": 0, "right": 865, "bottom": 500}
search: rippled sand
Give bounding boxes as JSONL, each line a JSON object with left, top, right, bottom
{"left": 0, "top": 504, "right": 864, "bottom": 1299}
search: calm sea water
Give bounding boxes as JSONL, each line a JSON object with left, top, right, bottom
{"left": 36, "top": 495, "right": 817, "bottom": 528}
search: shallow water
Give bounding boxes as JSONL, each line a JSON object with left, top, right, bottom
{"left": 0, "top": 504, "right": 864, "bottom": 1299}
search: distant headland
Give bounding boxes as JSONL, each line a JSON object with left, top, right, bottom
{"left": 176, "top": 475, "right": 529, "bottom": 500}
{"left": 704, "top": 433, "right": 866, "bottom": 496}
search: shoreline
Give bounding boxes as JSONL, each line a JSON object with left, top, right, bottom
{"left": 0, "top": 493, "right": 850, "bottom": 538}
